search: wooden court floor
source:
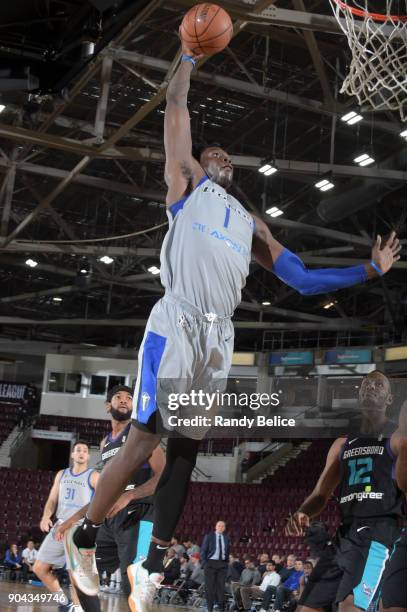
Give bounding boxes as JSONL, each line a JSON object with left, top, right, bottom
{"left": 0, "top": 580, "right": 184, "bottom": 611}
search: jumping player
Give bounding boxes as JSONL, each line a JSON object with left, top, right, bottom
{"left": 58, "top": 385, "right": 165, "bottom": 598}
{"left": 34, "top": 440, "right": 98, "bottom": 612}
{"left": 286, "top": 370, "right": 407, "bottom": 612}
{"left": 380, "top": 399, "right": 407, "bottom": 612}
{"left": 66, "top": 39, "right": 401, "bottom": 612}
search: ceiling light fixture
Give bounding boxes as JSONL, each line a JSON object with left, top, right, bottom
{"left": 0, "top": 105, "right": 5, "bottom": 113}
{"left": 25, "top": 258, "right": 38, "bottom": 268}
{"left": 353, "top": 153, "right": 375, "bottom": 166}
{"left": 400, "top": 128, "right": 407, "bottom": 139}
{"left": 323, "top": 301, "right": 335, "bottom": 309}
{"left": 315, "top": 179, "right": 334, "bottom": 192}
{"left": 262, "top": 301, "right": 271, "bottom": 306}
{"left": 53, "top": 296, "right": 62, "bottom": 302}
{"left": 99, "top": 255, "right": 114, "bottom": 264}
{"left": 148, "top": 266, "right": 160, "bottom": 275}
{"left": 266, "top": 206, "right": 283, "bottom": 218}
{"left": 258, "top": 163, "right": 278, "bottom": 176}
{"left": 80, "top": 269, "right": 88, "bottom": 274}
{"left": 341, "top": 110, "right": 363, "bottom": 125}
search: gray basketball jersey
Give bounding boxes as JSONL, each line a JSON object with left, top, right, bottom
{"left": 160, "top": 176, "right": 254, "bottom": 316}
{"left": 56, "top": 467, "right": 95, "bottom": 522}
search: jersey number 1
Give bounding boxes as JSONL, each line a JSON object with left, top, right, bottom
{"left": 348, "top": 457, "right": 373, "bottom": 485}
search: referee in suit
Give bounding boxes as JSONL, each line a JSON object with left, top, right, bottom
{"left": 201, "top": 521, "right": 230, "bottom": 612}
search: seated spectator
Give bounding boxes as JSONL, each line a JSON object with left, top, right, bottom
{"left": 171, "top": 535, "right": 186, "bottom": 556}
{"left": 278, "top": 554, "right": 296, "bottom": 581}
{"left": 231, "top": 558, "right": 261, "bottom": 610}
{"left": 21, "top": 539, "right": 38, "bottom": 582}
{"left": 4, "top": 544, "right": 23, "bottom": 580}
{"left": 238, "top": 561, "right": 281, "bottom": 612}
{"left": 227, "top": 553, "right": 244, "bottom": 584}
{"left": 273, "top": 559, "right": 304, "bottom": 612}
{"left": 271, "top": 554, "right": 283, "bottom": 574}
{"left": 189, "top": 553, "right": 204, "bottom": 585}
{"left": 299, "top": 560, "right": 314, "bottom": 598}
{"left": 257, "top": 553, "right": 270, "bottom": 576}
{"left": 163, "top": 548, "right": 181, "bottom": 585}
{"left": 179, "top": 553, "right": 205, "bottom": 603}
{"left": 179, "top": 554, "right": 190, "bottom": 581}
{"left": 185, "top": 538, "right": 200, "bottom": 557}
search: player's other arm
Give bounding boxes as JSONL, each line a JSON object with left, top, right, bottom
{"left": 285, "top": 438, "right": 345, "bottom": 535}
{"left": 106, "top": 445, "right": 166, "bottom": 517}
{"left": 40, "top": 470, "right": 63, "bottom": 532}
{"left": 130, "top": 444, "right": 166, "bottom": 501}
{"left": 251, "top": 216, "right": 401, "bottom": 295}
{"left": 54, "top": 471, "right": 100, "bottom": 540}
{"left": 164, "top": 46, "right": 205, "bottom": 206}
{"left": 390, "top": 400, "right": 407, "bottom": 493}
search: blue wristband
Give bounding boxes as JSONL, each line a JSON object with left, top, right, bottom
{"left": 181, "top": 54, "right": 196, "bottom": 66}
{"left": 370, "top": 260, "right": 384, "bottom": 276}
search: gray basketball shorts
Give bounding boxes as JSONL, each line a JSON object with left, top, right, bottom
{"left": 36, "top": 522, "right": 69, "bottom": 569}
{"left": 132, "top": 293, "right": 234, "bottom": 440}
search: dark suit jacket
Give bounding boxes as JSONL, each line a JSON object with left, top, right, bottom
{"left": 201, "top": 532, "right": 230, "bottom": 567}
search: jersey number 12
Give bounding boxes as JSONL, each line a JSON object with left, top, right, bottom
{"left": 348, "top": 458, "right": 373, "bottom": 486}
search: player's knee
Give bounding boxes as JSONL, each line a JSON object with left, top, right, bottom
{"left": 338, "top": 594, "right": 356, "bottom": 612}
{"left": 33, "top": 560, "right": 47, "bottom": 579}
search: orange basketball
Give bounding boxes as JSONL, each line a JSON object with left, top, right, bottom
{"left": 180, "top": 3, "right": 233, "bottom": 56}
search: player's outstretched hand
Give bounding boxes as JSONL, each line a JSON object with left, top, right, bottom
{"left": 107, "top": 491, "right": 134, "bottom": 518}
{"left": 54, "top": 518, "right": 73, "bottom": 541}
{"left": 179, "top": 28, "right": 204, "bottom": 61}
{"left": 371, "top": 231, "right": 401, "bottom": 274}
{"left": 40, "top": 517, "right": 53, "bottom": 533}
{"left": 285, "top": 511, "right": 310, "bottom": 536}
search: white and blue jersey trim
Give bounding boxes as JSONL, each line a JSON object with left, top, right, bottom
{"left": 169, "top": 175, "right": 208, "bottom": 218}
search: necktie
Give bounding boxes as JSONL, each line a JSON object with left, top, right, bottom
{"left": 218, "top": 534, "right": 223, "bottom": 560}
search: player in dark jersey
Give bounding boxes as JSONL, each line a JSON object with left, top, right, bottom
{"left": 380, "top": 399, "right": 407, "bottom": 612}
{"left": 286, "top": 370, "right": 406, "bottom": 612}
{"left": 59, "top": 385, "right": 165, "bottom": 598}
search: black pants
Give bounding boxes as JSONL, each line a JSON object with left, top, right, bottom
{"left": 95, "top": 502, "right": 153, "bottom": 596}
{"left": 204, "top": 560, "right": 228, "bottom": 612}
{"left": 262, "top": 585, "right": 277, "bottom": 610}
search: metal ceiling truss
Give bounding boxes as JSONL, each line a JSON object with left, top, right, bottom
{"left": 0, "top": 0, "right": 404, "bottom": 346}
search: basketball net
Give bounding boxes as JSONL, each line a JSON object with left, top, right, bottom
{"left": 329, "top": 1, "right": 407, "bottom": 121}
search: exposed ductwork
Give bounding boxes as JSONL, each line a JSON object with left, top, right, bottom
{"left": 304, "top": 149, "right": 407, "bottom": 225}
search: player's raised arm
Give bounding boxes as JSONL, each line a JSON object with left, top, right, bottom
{"left": 251, "top": 216, "right": 401, "bottom": 295}
{"left": 164, "top": 43, "right": 205, "bottom": 206}
{"left": 285, "top": 437, "right": 345, "bottom": 535}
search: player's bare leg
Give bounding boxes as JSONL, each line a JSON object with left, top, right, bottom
{"left": 80, "top": 425, "right": 160, "bottom": 526}
{"left": 339, "top": 594, "right": 362, "bottom": 612}
{"left": 33, "top": 560, "right": 61, "bottom": 593}
{"left": 66, "top": 425, "right": 160, "bottom": 595}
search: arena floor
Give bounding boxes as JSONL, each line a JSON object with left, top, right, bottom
{"left": 0, "top": 581, "right": 170, "bottom": 611}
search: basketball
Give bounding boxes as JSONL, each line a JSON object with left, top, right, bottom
{"left": 180, "top": 3, "right": 233, "bottom": 56}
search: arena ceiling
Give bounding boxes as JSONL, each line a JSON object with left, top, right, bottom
{"left": 0, "top": 0, "right": 406, "bottom": 354}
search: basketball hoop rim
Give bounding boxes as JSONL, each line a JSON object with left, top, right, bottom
{"left": 332, "top": 0, "right": 407, "bottom": 22}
